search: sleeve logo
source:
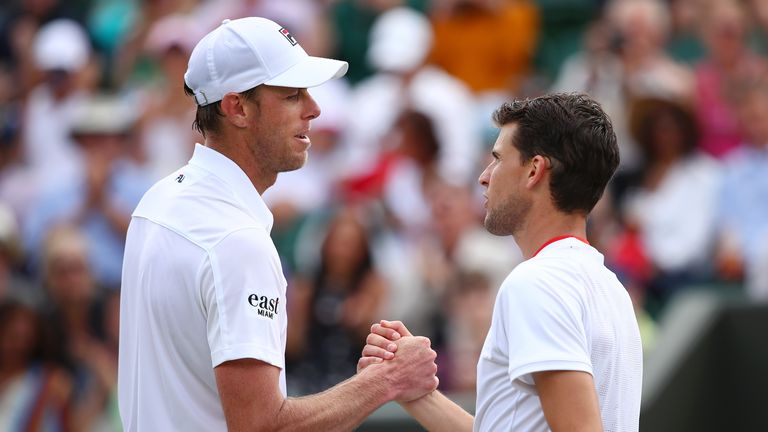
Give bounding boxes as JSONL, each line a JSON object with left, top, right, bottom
{"left": 247, "top": 294, "right": 280, "bottom": 319}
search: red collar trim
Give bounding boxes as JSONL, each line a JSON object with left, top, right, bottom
{"left": 533, "top": 235, "right": 590, "bottom": 257}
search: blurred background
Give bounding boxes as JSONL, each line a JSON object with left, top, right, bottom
{"left": 0, "top": 0, "right": 766, "bottom": 430}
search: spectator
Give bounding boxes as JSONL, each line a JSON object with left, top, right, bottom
{"left": 24, "top": 93, "right": 151, "bottom": 288}
{"left": 0, "top": 0, "right": 76, "bottom": 98}
{"left": 137, "top": 13, "right": 202, "bottom": 181}
{"left": 612, "top": 97, "right": 721, "bottom": 313}
{"left": 286, "top": 206, "right": 387, "bottom": 395}
{"left": 428, "top": 0, "right": 539, "bottom": 96}
{"left": 0, "top": 301, "right": 72, "bottom": 431}
{"left": 666, "top": 0, "right": 706, "bottom": 64}
{"left": 693, "top": 0, "right": 766, "bottom": 159}
{"left": 716, "top": 79, "right": 768, "bottom": 300}
{"left": 382, "top": 109, "right": 444, "bottom": 236}
{"left": 329, "top": 0, "right": 429, "bottom": 83}
{"left": 38, "top": 226, "right": 117, "bottom": 431}
{"left": 342, "top": 7, "right": 481, "bottom": 189}
{"left": 0, "top": 102, "right": 38, "bottom": 238}
{"left": 23, "top": 19, "right": 93, "bottom": 191}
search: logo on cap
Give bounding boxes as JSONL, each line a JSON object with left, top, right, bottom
{"left": 279, "top": 28, "right": 298, "bottom": 46}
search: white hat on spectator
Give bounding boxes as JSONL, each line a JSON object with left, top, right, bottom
{"left": 184, "top": 17, "right": 348, "bottom": 106}
{"left": 367, "top": 7, "right": 432, "bottom": 73}
{"left": 33, "top": 19, "right": 91, "bottom": 72}
{"left": 71, "top": 94, "right": 136, "bottom": 136}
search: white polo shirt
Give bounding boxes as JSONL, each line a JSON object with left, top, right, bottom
{"left": 474, "top": 237, "right": 642, "bottom": 432}
{"left": 118, "top": 144, "right": 288, "bottom": 432}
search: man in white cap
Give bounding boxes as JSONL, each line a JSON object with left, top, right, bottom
{"left": 118, "top": 17, "right": 439, "bottom": 431}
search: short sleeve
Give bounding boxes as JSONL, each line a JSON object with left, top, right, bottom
{"left": 500, "top": 264, "right": 593, "bottom": 392}
{"left": 203, "top": 227, "right": 287, "bottom": 369}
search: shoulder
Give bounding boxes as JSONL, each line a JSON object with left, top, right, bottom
{"left": 133, "top": 168, "right": 261, "bottom": 248}
{"left": 500, "top": 257, "right": 576, "bottom": 300}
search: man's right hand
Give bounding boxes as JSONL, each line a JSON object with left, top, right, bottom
{"left": 384, "top": 335, "right": 439, "bottom": 402}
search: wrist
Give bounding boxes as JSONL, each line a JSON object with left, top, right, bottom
{"left": 401, "top": 388, "right": 435, "bottom": 408}
{"left": 357, "top": 360, "right": 400, "bottom": 403}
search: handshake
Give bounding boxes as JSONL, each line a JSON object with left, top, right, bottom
{"left": 356, "top": 320, "right": 439, "bottom": 402}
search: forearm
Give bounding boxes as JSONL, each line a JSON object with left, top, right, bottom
{"left": 270, "top": 368, "right": 392, "bottom": 432}
{"left": 401, "top": 391, "right": 474, "bottom": 432}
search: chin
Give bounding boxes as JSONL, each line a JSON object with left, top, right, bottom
{"left": 280, "top": 153, "right": 308, "bottom": 173}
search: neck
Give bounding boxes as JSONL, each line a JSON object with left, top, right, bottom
{"left": 205, "top": 134, "right": 276, "bottom": 194}
{"left": 513, "top": 204, "right": 588, "bottom": 260}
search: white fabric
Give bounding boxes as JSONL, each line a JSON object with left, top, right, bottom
{"left": 23, "top": 86, "right": 85, "bottom": 189}
{"left": 118, "top": 144, "right": 287, "bottom": 431}
{"left": 624, "top": 154, "right": 722, "bottom": 272}
{"left": 475, "top": 238, "right": 642, "bottom": 432}
{"left": 342, "top": 66, "right": 480, "bottom": 185}
{"left": 184, "top": 17, "right": 347, "bottom": 106}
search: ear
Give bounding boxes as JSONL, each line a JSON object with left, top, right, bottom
{"left": 525, "top": 155, "right": 549, "bottom": 189}
{"left": 220, "top": 93, "right": 248, "bottom": 128}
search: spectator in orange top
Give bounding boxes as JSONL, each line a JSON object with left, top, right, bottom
{"left": 428, "top": 0, "right": 539, "bottom": 96}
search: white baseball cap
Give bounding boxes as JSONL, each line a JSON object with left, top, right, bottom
{"left": 33, "top": 19, "right": 91, "bottom": 72}
{"left": 184, "top": 17, "right": 348, "bottom": 106}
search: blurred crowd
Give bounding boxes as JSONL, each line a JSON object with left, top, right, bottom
{"left": 1, "top": 0, "right": 767, "bottom": 429}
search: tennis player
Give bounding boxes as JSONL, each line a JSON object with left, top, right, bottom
{"left": 360, "top": 93, "right": 642, "bottom": 431}
{"left": 118, "top": 17, "right": 438, "bottom": 431}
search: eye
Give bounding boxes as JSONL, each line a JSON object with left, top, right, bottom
{"left": 286, "top": 91, "right": 300, "bottom": 101}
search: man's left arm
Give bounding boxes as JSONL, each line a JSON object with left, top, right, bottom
{"left": 533, "top": 370, "right": 603, "bottom": 432}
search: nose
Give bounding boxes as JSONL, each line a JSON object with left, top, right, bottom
{"left": 302, "top": 90, "right": 321, "bottom": 120}
{"left": 478, "top": 164, "right": 491, "bottom": 188}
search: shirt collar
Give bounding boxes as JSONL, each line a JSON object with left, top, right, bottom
{"left": 188, "top": 144, "right": 274, "bottom": 231}
{"left": 534, "top": 236, "right": 603, "bottom": 263}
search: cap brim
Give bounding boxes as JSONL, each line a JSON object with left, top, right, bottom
{"left": 264, "top": 56, "right": 348, "bottom": 88}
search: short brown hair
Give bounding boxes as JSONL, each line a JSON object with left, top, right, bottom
{"left": 183, "top": 84, "right": 260, "bottom": 137}
{"left": 492, "top": 93, "right": 620, "bottom": 215}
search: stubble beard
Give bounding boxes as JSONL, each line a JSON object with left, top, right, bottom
{"left": 483, "top": 194, "right": 531, "bottom": 237}
{"left": 250, "top": 135, "right": 308, "bottom": 174}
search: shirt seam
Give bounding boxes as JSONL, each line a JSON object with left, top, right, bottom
{"left": 132, "top": 215, "right": 266, "bottom": 253}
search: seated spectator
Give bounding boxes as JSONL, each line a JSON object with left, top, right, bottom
{"left": 716, "top": 79, "right": 768, "bottom": 299}
{"left": 285, "top": 206, "right": 387, "bottom": 395}
{"left": 556, "top": 0, "right": 694, "bottom": 172}
{"left": 382, "top": 109, "right": 444, "bottom": 236}
{"left": 24, "top": 19, "right": 93, "bottom": 188}
{"left": 341, "top": 7, "right": 480, "bottom": 188}
{"left": 23, "top": 93, "right": 151, "bottom": 289}
{"left": 0, "top": 301, "right": 72, "bottom": 431}
{"left": 666, "top": 0, "right": 706, "bottom": 64}
{"left": 694, "top": 0, "right": 767, "bottom": 159}
{"left": 137, "top": 14, "right": 202, "bottom": 181}
{"left": 38, "top": 225, "right": 117, "bottom": 431}
{"left": 428, "top": 0, "right": 539, "bottom": 96}
{"left": 611, "top": 97, "right": 721, "bottom": 314}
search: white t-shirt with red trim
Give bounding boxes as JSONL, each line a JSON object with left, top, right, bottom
{"left": 474, "top": 237, "right": 642, "bottom": 432}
